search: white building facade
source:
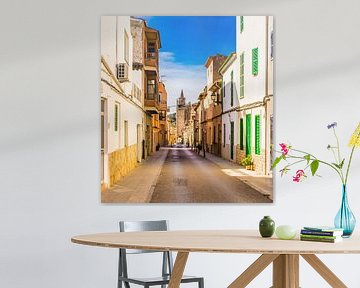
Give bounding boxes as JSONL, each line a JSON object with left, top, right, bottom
{"left": 235, "top": 16, "right": 274, "bottom": 175}
{"left": 219, "top": 52, "right": 239, "bottom": 161}
{"left": 101, "top": 16, "right": 145, "bottom": 190}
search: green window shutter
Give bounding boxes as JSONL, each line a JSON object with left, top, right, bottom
{"left": 240, "top": 53, "right": 244, "bottom": 98}
{"left": 240, "top": 16, "right": 244, "bottom": 33}
{"left": 252, "top": 48, "right": 258, "bottom": 76}
{"left": 255, "top": 115, "right": 261, "bottom": 155}
{"left": 230, "top": 71, "right": 233, "bottom": 106}
{"left": 114, "top": 104, "right": 118, "bottom": 131}
{"left": 246, "top": 114, "right": 252, "bottom": 155}
{"left": 240, "top": 118, "right": 244, "bottom": 150}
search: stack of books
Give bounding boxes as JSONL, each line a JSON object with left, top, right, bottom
{"left": 300, "top": 226, "right": 344, "bottom": 243}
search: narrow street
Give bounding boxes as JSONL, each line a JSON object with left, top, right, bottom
{"left": 150, "top": 147, "right": 271, "bottom": 203}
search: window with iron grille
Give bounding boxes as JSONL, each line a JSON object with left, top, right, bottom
{"left": 114, "top": 103, "right": 119, "bottom": 132}
{"left": 124, "top": 120, "right": 128, "bottom": 147}
{"left": 117, "top": 63, "right": 128, "bottom": 80}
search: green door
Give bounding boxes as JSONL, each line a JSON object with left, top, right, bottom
{"left": 246, "top": 114, "right": 252, "bottom": 155}
{"left": 230, "top": 121, "right": 234, "bottom": 159}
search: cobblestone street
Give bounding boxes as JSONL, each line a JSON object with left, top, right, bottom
{"left": 102, "top": 147, "right": 272, "bottom": 203}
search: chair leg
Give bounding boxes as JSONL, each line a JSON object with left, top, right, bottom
{"left": 198, "top": 278, "right": 204, "bottom": 288}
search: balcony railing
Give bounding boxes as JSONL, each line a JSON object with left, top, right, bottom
{"left": 145, "top": 52, "right": 158, "bottom": 68}
{"left": 146, "top": 92, "right": 156, "bottom": 100}
{"left": 146, "top": 52, "right": 157, "bottom": 59}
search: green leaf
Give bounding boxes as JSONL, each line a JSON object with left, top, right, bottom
{"left": 310, "top": 160, "right": 319, "bottom": 176}
{"left": 332, "top": 162, "right": 341, "bottom": 169}
{"left": 304, "top": 154, "right": 311, "bottom": 164}
{"left": 339, "top": 159, "right": 345, "bottom": 169}
{"left": 271, "top": 156, "right": 283, "bottom": 169}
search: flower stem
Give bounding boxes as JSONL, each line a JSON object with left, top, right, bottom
{"left": 345, "top": 130, "right": 360, "bottom": 185}
{"left": 345, "top": 145, "right": 356, "bottom": 185}
{"left": 285, "top": 154, "right": 344, "bottom": 182}
{"left": 333, "top": 128, "right": 342, "bottom": 164}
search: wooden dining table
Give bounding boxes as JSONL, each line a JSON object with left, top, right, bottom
{"left": 71, "top": 230, "right": 360, "bottom": 288}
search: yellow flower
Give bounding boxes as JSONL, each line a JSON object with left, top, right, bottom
{"left": 349, "top": 122, "right": 360, "bottom": 147}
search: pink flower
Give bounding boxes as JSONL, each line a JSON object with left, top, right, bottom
{"left": 279, "top": 143, "right": 289, "bottom": 155}
{"left": 293, "top": 170, "right": 305, "bottom": 182}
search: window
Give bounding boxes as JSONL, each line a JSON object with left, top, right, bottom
{"left": 240, "top": 53, "right": 244, "bottom": 98}
{"left": 124, "top": 120, "right": 128, "bottom": 147}
{"left": 240, "top": 16, "right": 244, "bottom": 33}
{"left": 252, "top": 47, "right": 258, "bottom": 76}
{"left": 124, "top": 30, "right": 129, "bottom": 64}
{"left": 147, "top": 42, "right": 156, "bottom": 59}
{"left": 159, "top": 111, "right": 166, "bottom": 121}
{"left": 148, "top": 42, "right": 156, "bottom": 53}
{"left": 246, "top": 114, "right": 252, "bottom": 155}
{"left": 147, "top": 79, "right": 156, "bottom": 99}
{"left": 223, "top": 124, "right": 226, "bottom": 147}
{"left": 230, "top": 70, "right": 234, "bottom": 107}
{"left": 255, "top": 115, "right": 261, "bottom": 155}
{"left": 114, "top": 103, "right": 119, "bottom": 132}
{"left": 213, "top": 126, "right": 216, "bottom": 143}
{"left": 240, "top": 118, "right": 244, "bottom": 150}
{"left": 223, "top": 80, "right": 226, "bottom": 98}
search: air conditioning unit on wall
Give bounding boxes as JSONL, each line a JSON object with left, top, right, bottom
{"left": 116, "top": 63, "right": 129, "bottom": 82}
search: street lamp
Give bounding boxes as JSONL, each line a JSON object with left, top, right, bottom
{"left": 211, "top": 91, "right": 221, "bottom": 104}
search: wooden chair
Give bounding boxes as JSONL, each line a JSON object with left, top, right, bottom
{"left": 118, "top": 220, "right": 204, "bottom": 288}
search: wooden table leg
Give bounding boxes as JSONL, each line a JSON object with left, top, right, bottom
{"left": 272, "top": 254, "right": 299, "bottom": 288}
{"left": 301, "top": 254, "right": 347, "bottom": 288}
{"left": 168, "top": 252, "right": 189, "bottom": 288}
{"left": 228, "top": 254, "right": 279, "bottom": 288}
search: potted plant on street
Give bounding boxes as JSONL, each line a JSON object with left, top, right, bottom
{"left": 241, "top": 155, "right": 254, "bottom": 170}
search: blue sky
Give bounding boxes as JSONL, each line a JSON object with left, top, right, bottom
{"left": 146, "top": 16, "right": 236, "bottom": 65}
{"left": 142, "top": 16, "right": 236, "bottom": 110}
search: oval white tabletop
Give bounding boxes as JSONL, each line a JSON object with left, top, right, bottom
{"left": 71, "top": 229, "right": 360, "bottom": 254}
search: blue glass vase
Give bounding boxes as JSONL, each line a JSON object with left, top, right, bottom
{"left": 334, "top": 185, "right": 356, "bottom": 237}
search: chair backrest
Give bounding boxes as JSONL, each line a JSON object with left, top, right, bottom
{"left": 119, "top": 220, "right": 169, "bottom": 254}
{"left": 118, "top": 220, "right": 173, "bottom": 281}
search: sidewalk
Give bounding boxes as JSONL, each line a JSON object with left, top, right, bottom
{"left": 101, "top": 148, "right": 169, "bottom": 203}
{"left": 198, "top": 151, "right": 273, "bottom": 199}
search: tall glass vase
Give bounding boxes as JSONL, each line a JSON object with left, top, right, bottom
{"left": 334, "top": 185, "right": 356, "bottom": 237}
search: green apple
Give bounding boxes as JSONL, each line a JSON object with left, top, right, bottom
{"left": 275, "top": 225, "right": 297, "bottom": 240}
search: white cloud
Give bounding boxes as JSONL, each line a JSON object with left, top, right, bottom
{"left": 159, "top": 52, "right": 206, "bottom": 113}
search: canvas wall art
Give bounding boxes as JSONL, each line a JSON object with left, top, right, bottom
{"left": 100, "top": 16, "right": 274, "bottom": 203}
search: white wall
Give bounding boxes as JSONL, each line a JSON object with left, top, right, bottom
{"left": 101, "top": 16, "right": 143, "bottom": 152}
{"left": 237, "top": 16, "right": 267, "bottom": 105}
{"left": 1, "top": 1, "right": 360, "bottom": 288}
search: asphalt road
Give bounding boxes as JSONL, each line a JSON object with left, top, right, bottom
{"left": 150, "top": 148, "right": 272, "bottom": 203}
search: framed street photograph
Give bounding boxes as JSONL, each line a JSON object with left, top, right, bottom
{"left": 100, "top": 16, "right": 274, "bottom": 203}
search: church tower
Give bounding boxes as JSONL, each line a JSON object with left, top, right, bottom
{"left": 176, "top": 90, "right": 186, "bottom": 142}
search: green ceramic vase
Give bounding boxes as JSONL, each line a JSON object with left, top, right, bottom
{"left": 259, "top": 216, "right": 275, "bottom": 238}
